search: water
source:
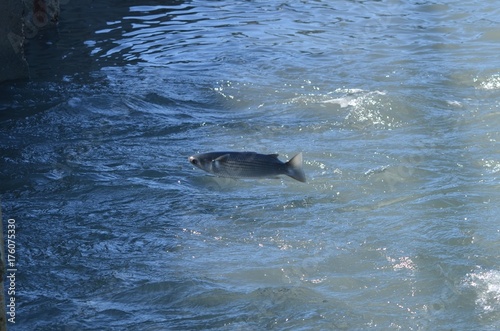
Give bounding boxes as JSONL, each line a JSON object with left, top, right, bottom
{"left": 1, "top": 0, "right": 499, "bottom": 330}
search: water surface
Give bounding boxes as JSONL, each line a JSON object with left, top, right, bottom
{"left": 1, "top": 0, "right": 499, "bottom": 330}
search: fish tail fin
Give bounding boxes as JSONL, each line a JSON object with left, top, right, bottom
{"left": 285, "top": 152, "right": 306, "bottom": 183}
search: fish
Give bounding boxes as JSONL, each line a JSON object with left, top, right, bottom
{"left": 188, "top": 151, "right": 306, "bottom": 183}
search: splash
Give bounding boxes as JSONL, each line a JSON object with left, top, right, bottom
{"left": 480, "top": 159, "right": 500, "bottom": 174}
{"left": 465, "top": 269, "right": 500, "bottom": 317}
{"left": 475, "top": 74, "right": 500, "bottom": 90}
{"left": 322, "top": 89, "right": 398, "bottom": 129}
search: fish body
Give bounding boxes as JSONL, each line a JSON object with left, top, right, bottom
{"left": 188, "top": 151, "right": 306, "bottom": 182}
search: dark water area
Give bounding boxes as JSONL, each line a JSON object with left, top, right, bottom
{"left": 1, "top": 0, "right": 499, "bottom": 330}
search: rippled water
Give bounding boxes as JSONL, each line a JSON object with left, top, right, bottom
{"left": 1, "top": 0, "right": 499, "bottom": 330}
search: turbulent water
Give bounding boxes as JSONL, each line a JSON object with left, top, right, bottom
{"left": 1, "top": 0, "right": 499, "bottom": 330}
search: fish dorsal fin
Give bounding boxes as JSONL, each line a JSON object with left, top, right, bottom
{"left": 267, "top": 153, "right": 279, "bottom": 158}
{"left": 214, "top": 154, "right": 230, "bottom": 162}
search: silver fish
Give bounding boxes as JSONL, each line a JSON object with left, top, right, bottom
{"left": 188, "top": 151, "right": 306, "bottom": 182}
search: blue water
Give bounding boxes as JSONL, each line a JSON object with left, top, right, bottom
{"left": 1, "top": 0, "right": 499, "bottom": 330}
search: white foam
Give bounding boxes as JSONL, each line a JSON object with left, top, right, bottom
{"left": 322, "top": 96, "right": 357, "bottom": 108}
{"left": 480, "top": 159, "right": 500, "bottom": 174}
{"left": 446, "top": 100, "right": 463, "bottom": 107}
{"left": 476, "top": 74, "right": 500, "bottom": 90}
{"left": 466, "top": 269, "right": 500, "bottom": 315}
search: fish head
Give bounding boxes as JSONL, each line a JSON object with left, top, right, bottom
{"left": 188, "top": 154, "right": 205, "bottom": 170}
{"left": 188, "top": 153, "right": 217, "bottom": 173}
{"left": 189, "top": 152, "right": 232, "bottom": 175}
